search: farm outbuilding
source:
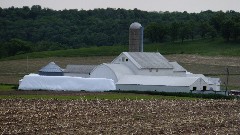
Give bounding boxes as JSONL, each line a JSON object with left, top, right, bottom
{"left": 116, "top": 75, "right": 208, "bottom": 92}
{"left": 90, "top": 52, "right": 220, "bottom": 92}
{"left": 38, "top": 62, "right": 63, "bottom": 76}
{"left": 19, "top": 74, "right": 115, "bottom": 91}
{"left": 64, "top": 65, "right": 96, "bottom": 77}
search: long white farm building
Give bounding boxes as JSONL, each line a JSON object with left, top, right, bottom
{"left": 90, "top": 52, "right": 220, "bottom": 92}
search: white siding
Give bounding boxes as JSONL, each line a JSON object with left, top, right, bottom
{"left": 90, "top": 64, "right": 118, "bottom": 83}
{"left": 112, "top": 53, "right": 139, "bottom": 74}
{"left": 116, "top": 84, "right": 190, "bottom": 93}
{"left": 137, "top": 68, "right": 173, "bottom": 76}
{"left": 190, "top": 78, "right": 209, "bottom": 90}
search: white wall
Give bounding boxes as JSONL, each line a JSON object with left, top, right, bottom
{"left": 90, "top": 64, "right": 118, "bottom": 83}
{"left": 137, "top": 68, "right": 173, "bottom": 76}
{"left": 190, "top": 78, "right": 209, "bottom": 90}
{"left": 112, "top": 53, "right": 139, "bottom": 74}
{"left": 116, "top": 84, "right": 190, "bottom": 93}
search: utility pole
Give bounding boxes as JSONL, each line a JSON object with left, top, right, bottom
{"left": 226, "top": 67, "right": 229, "bottom": 91}
{"left": 27, "top": 55, "right": 29, "bottom": 73}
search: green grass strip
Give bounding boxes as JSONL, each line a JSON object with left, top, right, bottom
{"left": 0, "top": 93, "right": 196, "bottom": 100}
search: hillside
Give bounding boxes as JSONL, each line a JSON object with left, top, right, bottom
{"left": 0, "top": 6, "right": 240, "bottom": 58}
{"left": 1, "top": 38, "right": 240, "bottom": 61}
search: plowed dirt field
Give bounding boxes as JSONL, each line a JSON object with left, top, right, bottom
{"left": 1, "top": 99, "right": 239, "bottom": 134}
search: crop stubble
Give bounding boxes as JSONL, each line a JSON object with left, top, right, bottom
{"left": 0, "top": 99, "right": 240, "bottom": 134}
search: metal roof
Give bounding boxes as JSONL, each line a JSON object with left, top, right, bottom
{"left": 169, "top": 62, "right": 187, "bottom": 72}
{"left": 186, "top": 73, "right": 219, "bottom": 85}
{"left": 124, "top": 52, "right": 173, "bottom": 69}
{"left": 64, "top": 65, "right": 96, "bottom": 74}
{"left": 129, "top": 22, "right": 142, "bottom": 29}
{"left": 39, "top": 62, "right": 63, "bottom": 73}
{"left": 117, "top": 75, "right": 203, "bottom": 86}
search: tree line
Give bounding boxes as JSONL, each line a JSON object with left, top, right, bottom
{"left": 0, "top": 5, "right": 240, "bottom": 58}
{"left": 145, "top": 11, "right": 240, "bottom": 43}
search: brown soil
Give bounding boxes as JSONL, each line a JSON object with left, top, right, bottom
{"left": 165, "top": 54, "right": 240, "bottom": 67}
{"left": 0, "top": 99, "right": 239, "bottom": 134}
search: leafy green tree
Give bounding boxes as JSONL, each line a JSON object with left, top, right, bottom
{"left": 210, "top": 11, "right": 225, "bottom": 33}
{"left": 221, "top": 19, "right": 235, "bottom": 41}
{"left": 233, "top": 22, "right": 240, "bottom": 41}
{"left": 179, "top": 22, "right": 190, "bottom": 43}
{"left": 145, "top": 22, "right": 167, "bottom": 43}
{"left": 187, "top": 20, "right": 197, "bottom": 40}
{"left": 169, "top": 22, "right": 180, "bottom": 42}
{"left": 199, "top": 22, "right": 211, "bottom": 39}
{"left": 208, "top": 26, "right": 218, "bottom": 39}
{"left": 2, "top": 39, "right": 32, "bottom": 56}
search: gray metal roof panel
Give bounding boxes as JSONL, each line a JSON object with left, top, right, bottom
{"left": 169, "top": 62, "right": 187, "bottom": 72}
{"left": 39, "top": 62, "right": 63, "bottom": 73}
{"left": 64, "top": 65, "right": 96, "bottom": 74}
{"left": 126, "top": 52, "right": 173, "bottom": 69}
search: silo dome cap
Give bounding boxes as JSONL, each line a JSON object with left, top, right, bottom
{"left": 130, "top": 22, "right": 142, "bottom": 29}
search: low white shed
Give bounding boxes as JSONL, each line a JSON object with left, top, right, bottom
{"left": 116, "top": 75, "right": 208, "bottom": 92}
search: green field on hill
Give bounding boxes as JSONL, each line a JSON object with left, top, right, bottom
{"left": 1, "top": 38, "right": 240, "bottom": 61}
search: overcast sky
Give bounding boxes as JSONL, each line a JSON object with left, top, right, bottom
{"left": 1, "top": 0, "right": 239, "bottom": 13}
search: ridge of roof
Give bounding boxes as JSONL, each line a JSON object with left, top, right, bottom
{"left": 123, "top": 52, "right": 173, "bottom": 69}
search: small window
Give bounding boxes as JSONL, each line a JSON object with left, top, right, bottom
{"left": 126, "top": 59, "right": 128, "bottom": 61}
{"left": 122, "top": 57, "right": 125, "bottom": 62}
{"left": 203, "top": 86, "right": 207, "bottom": 90}
{"left": 193, "top": 87, "right": 197, "bottom": 90}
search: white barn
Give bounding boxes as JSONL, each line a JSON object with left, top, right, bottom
{"left": 90, "top": 52, "right": 220, "bottom": 92}
{"left": 117, "top": 75, "right": 208, "bottom": 92}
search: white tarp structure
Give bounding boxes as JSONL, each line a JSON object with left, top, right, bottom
{"left": 18, "top": 74, "right": 116, "bottom": 91}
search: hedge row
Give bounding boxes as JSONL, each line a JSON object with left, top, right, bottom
{"left": 108, "top": 90, "right": 235, "bottom": 100}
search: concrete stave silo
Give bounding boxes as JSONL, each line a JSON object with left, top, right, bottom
{"left": 129, "top": 22, "right": 144, "bottom": 52}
